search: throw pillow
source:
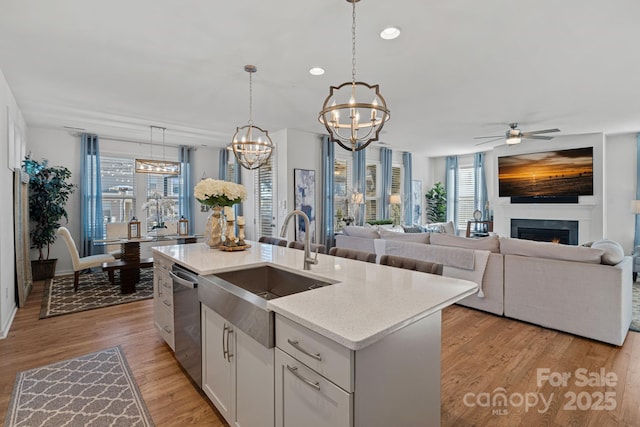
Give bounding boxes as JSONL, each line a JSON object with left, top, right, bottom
{"left": 402, "top": 225, "right": 423, "bottom": 233}
{"left": 430, "top": 234, "right": 500, "bottom": 253}
{"left": 499, "top": 237, "right": 604, "bottom": 264}
{"left": 342, "top": 226, "right": 380, "bottom": 239}
{"left": 423, "top": 221, "right": 456, "bottom": 234}
{"left": 591, "top": 239, "right": 625, "bottom": 265}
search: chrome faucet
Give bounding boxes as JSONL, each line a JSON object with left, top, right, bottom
{"left": 280, "top": 210, "right": 318, "bottom": 270}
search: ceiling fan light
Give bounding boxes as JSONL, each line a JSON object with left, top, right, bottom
{"left": 506, "top": 135, "right": 522, "bottom": 145}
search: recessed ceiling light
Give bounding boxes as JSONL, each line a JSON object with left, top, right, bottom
{"left": 380, "top": 27, "right": 401, "bottom": 40}
{"left": 309, "top": 67, "right": 325, "bottom": 76}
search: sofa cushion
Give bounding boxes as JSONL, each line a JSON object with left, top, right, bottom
{"left": 430, "top": 234, "right": 500, "bottom": 253}
{"left": 342, "top": 226, "right": 380, "bottom": 239}
{"left": 379, "top": 228, "right": 430, "bottom": 244}
{"left": 591, "top": 239, "right": 625, "bottom": 265}
{"left": 499, "top": 237, "right": 604, "bottom": 264}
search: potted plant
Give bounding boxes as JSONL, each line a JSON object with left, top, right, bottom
{"left": 425, "top": 181, "right": 447, "bottom": 223}
{"left": 24, "top": 156, "right": 76, "bottom": 280}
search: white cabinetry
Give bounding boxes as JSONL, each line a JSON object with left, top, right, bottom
{"left": 201, "top": 304, "right": 274, "bottom": 427}
{"left": 153, "top": 253, "right": 174, "bottom": 350}
{"left": 275, "top": 313, "right": 442, "bottom": 427}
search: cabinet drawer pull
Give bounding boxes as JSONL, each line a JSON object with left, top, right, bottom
{"left": 287, "top": 365, "right": 320, "bottom": 390}
{"left": 287, "top": 339, "right": 322, "bottom": 361}
{"left": 162, "top": 300, "right": 171, "bottom": 307}
{"left": 163, "top": 326, "right": 172, "bottom": 333}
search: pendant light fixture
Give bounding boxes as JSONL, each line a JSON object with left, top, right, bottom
{"left": 135, "top": 126, "right": 180, "bottom": 175}
{"left": 231, "top": 65, "right": 274, "bottom": 170}
{"left": 319, "top": 0, "right": 390, "bottom": 152}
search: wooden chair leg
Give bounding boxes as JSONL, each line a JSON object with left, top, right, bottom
{"left": 73, "top": 271, "right": 80, "bottom": 292}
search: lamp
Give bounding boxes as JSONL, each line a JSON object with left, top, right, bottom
{"left": 135, "top": 126, "right": 180, "bottom": 175}
{"left": 389, "top": 194, "right": 401, "bottom": 205}
{"left": 318, "top": 0, "right": 390, "bottom": 152}
{"left": 231, "top": 65, "right": 274, "bottom": 170}
{"left": 632, "top": 200, "right": 640, "bottom": 214}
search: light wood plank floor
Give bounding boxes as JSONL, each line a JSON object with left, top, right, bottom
{"left": 1, "top": 280, "right": 639, "bottom": 426}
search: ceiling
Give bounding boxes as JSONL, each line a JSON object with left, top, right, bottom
{"left": 1, "top": 0, "right": 640, "bottom": 158}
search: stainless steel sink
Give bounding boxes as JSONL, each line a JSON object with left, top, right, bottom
{"left": 198, "top": 265, "right": 335, "bottom": 348}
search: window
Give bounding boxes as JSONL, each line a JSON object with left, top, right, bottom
{"left": 145, "top": 174, "right": 179, "bottom": 232}
{"left": 333, "top": 159, "right": 351, "bottom": 229}
{"left": 365, "top": 164, "right": 378, "bottom": 221}
{"left": 390, "top": 165, "right": 402, "bottom": 223}
{"left": 255, "top": 156, "right": 274, "bottom": 237}
{"left": 456, "top": 166, "right": 475, "bottom": 231}
{"left": 100, "top": 154, "right": 183, "bottom": 234}
{"left": 101, "top": 156, "right": 136, "bottom": 225}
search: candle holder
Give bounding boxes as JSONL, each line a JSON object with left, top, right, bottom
{"left": 224, "top": 219, "right": 237, "bottom": 247}
{"left": 237, "top": 224, "right": 246, "bottom": 246}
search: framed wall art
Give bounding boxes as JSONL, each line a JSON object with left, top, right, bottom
{"left": 293, "top": 168, "right": 316, "bottom": 242}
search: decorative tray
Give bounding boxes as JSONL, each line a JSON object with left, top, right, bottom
{"left": 219, "top": 243, "right": 251, "bottom": 252}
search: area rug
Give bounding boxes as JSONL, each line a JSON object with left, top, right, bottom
{"left": 631, "top": 282, "right": 640, "bottom": 333}
{"left": 40, "top": 269, "right": 153, "bottom": 319}
{"left": 3, "top": 346, "right": 154, "bottom": 427}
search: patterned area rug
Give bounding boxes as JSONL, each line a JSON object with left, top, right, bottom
{"left": 40, "top": 270, "right": 153, "bottom": 319}
{"left": 631, "top": 282, "right": 640, "bottom": 333}
{"left": 3, "top": 346, "right": 154, "bottom": 426}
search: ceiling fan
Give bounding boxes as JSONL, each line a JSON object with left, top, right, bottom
{"left": 474, "top": 123, "right": 560, "bottom": 146}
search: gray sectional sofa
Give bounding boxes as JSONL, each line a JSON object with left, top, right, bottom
{"left": 335, "top": 226, "right": 632, "bottom": 346}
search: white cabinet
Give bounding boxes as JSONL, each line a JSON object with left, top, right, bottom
{"left": 202, "top": 304, "right": 274, "bottom": 427}
{"left": 275, "top": 313, "right": 442, "bottom": 427}
{"left": 275, "top": 348, "right": 352, "bottom": 427}
{"left": 153, "top": 253, "right": 174, "bottom": 350}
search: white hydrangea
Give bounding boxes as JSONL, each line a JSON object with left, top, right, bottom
{"left": 194, "top": 178, "right": 247, "bottom": 206}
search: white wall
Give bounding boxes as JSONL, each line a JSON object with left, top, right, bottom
{"left": 604, "top": 133, "right": 636, "bottom": 253}
{"left": 0, "top": 68, "right": 26, "bottom": 338}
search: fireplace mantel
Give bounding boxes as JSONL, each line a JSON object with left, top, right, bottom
{"left": 493, "top": 200, "right": 602, "bottom": 245}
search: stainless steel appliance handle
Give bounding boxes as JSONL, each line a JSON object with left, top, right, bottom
{"left": 286, "top": 365, "right": 320, "bottom": 390}
{"left": 287, "top": 339, "right": 322, "bottom": 361}
{"left": 169, "top": 270, "right": 196, "bottom": 288}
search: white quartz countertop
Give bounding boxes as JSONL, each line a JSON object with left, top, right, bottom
{"left": 153, "top": 241, "right": 477, "bottom": 350}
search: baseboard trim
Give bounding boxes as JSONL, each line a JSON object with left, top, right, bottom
{"left": 0, "top": 304, "right": 18, "bottom": 340}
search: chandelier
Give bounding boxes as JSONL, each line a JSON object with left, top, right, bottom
{"left": 231, "top": 65, "right": 274, "bottom": 170}
{"left": 135, "top": 126, "right": 180, "bottom": 175}
{"left": 319, "top": 0, "right": 390, "bottom": 152}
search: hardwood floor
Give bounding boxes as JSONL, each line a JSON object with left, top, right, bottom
{"left": 1, "top": 281, "right": 639, "bottom": 426}
{"left": 0, "top": 280, "right": 226, "bottom": 427}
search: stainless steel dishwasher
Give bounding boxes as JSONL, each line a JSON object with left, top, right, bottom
{"left": 170, "top": 264, "right": 202, "bottom": 388}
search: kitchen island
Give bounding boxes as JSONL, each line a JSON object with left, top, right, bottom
{"left": 153, "top": 241, "right": 477, "bottom": 427}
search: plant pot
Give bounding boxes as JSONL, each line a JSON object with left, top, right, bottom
{"left": 31, "top": 259, "right": 58, "bottom": 281}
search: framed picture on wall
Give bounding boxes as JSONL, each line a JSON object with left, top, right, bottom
{"left": 293, "top": 168, "right": 316, "bottom": 242}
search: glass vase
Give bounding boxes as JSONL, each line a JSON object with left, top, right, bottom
{"left": 204, "top": 206, "right": 226, "bottom": 248}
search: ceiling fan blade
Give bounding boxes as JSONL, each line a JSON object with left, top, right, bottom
{"left": 473, "top": 135, "right": 503, "bottom": 139}
{"left": 522, "top": 128, "right": 560, "bottom": 136}
{"left": 475, "top": 137, "right": 503, "bottom": 146}
{"left": 525, "top": 135, "right": 554, "bottom": 140}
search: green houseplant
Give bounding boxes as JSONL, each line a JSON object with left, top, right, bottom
{"left": 24, "top": 156, "right": 76, "bottom": 280}
{"left": 425, "top": 181, "right": 447, "bottom": 223}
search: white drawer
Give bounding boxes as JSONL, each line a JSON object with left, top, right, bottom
{"left": 276, "top": 314, "right": 353, "bottom": 392}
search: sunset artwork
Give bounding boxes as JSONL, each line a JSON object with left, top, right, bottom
{"left": 498, "top": 147, "right": 593, "bottom": 197}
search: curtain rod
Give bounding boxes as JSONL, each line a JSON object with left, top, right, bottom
{"left": 70, "top": 132, "right": 197, "bottom": 149}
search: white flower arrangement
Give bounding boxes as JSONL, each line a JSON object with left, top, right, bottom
{"left": 194, "top": 178, "right": 247, "bottom": 207}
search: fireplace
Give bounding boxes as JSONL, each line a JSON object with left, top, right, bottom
{"left": 511, "top": 219, "right": 579, "bottom": 245}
